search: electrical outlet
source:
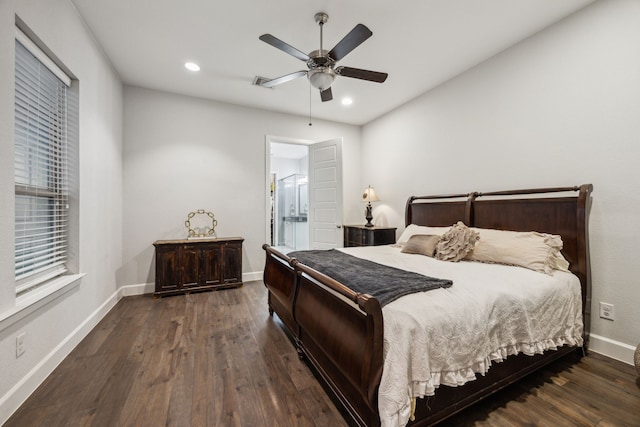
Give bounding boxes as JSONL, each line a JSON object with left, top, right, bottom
{"left": 599, "top": 302, "right": 614, "bottom": 321}
{"left": 16, "top": 332, "right": 26, "bottom": 358}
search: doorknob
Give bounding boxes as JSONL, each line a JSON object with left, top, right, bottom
{"left": 336, "top": 225, "right": 342, "bottom": 229}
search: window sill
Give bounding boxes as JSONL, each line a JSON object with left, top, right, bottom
{"left": 0, "top": 273, "right": 85, "bottom": 332}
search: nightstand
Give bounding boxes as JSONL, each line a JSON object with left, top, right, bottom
{"left": 343, "top": 225, "right": 397, "bottom": 247}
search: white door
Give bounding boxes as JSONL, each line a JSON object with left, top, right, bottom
{"left": 308, "top": 138, "right": 343, "bottom": 249}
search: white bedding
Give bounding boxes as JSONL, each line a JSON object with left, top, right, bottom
{"left": 338, "top": 245, "right": 584, "bottom": 427}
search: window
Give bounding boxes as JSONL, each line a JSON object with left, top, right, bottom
{"left": 14, "top": 29, "right": 72, "bottom": 295}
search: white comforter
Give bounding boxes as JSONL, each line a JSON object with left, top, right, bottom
{"left": 339, "top": 245, "right": 584, "bottom": 427}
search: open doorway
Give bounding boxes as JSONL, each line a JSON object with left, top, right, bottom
{"left": 266, "top": 136, "right": 343, "bottom": 252}
{"left": 268, "top": 140, "right": 310, "bottom": 253}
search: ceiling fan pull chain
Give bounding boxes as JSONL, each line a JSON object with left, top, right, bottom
{"left": 309, "top": 81, "right": 312, "bottom": 126}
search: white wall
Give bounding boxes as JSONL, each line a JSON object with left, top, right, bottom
{"left": 271, "top": 155, "right": 308, "bottom": 181}
{"left": 1, "top": 1, "right": 635, "bottom": 422}
{"left": 0, "top": 0, "right": 123, "bottom": 422}
{"left": 362, "top": 0, "right": 640, "bottom": 362}
{"left": 120, "top": 86, "right": 362, "bottom": 288}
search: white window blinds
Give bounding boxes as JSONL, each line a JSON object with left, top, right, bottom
{"left": 14, "top": 31, "right": 71, "bottom": 294}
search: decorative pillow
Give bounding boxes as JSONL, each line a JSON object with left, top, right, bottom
{"left": 435, "top": 222, "right": 480, "bottom": 262}
{"left": 395, "top": 224, "right": 451, "bottom": 247}
{"left": 401, "top": 234, "right": 440, "bottom": 257}
{"left": 553, "top": 251, "right": 570, "bottom": 271}
{"left": 465, "top": 228, "right": 569, "bottom": 274}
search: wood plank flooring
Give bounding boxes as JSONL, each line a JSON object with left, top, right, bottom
{"left": 6, "top": 281, "right": 640, "bottom": 427}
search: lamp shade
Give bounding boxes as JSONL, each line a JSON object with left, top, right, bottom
{"left": 362, "top": 186, "right": 379, "bottom": 202}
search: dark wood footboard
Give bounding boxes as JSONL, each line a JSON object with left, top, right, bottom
{"left": 262, "top": 245, "right": 299, "bottom": 339}
{"left": 293, "top": 261, "right": 383, "bottom": 426}
{"left": 262, "top": 244, "right": 384, "bottom": 425}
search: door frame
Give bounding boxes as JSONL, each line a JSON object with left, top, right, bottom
{"left": 264, "top": 135, "right": 313, "bottom": 247}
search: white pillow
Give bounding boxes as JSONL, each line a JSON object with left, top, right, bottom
{"left": 466, "top": 227, "right": 570, "bottom": 274}
{"left": 395, "top": 224, "right": 451, "bottom": 246}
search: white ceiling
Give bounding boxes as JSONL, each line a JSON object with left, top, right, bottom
{"left": 70, "top": 0, "right": 595, "bottom": 126}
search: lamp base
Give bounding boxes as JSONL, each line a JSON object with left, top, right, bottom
{"left": 365, "top": 202, "right": 374, "bottom": 227}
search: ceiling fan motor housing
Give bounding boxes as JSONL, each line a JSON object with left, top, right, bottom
{"left": 307, "top": 49, "right": 336, "bottom": 89}
{"left": 307, "top": 50, "right": 333, "bottom": 68}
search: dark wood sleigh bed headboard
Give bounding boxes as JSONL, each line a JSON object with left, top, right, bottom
{"left": 405, "top": 184, "right": 593, "bottom": 345}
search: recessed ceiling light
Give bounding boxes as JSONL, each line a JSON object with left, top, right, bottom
{"left": 341, "top": 97, "right": 353, "bottom": 106}
{"left": 184, "top": 62, "right": 200, "bottom": 72}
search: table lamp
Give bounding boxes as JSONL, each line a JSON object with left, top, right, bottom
{"left": 362, "top": 185, "right": 379, "bottom": 227}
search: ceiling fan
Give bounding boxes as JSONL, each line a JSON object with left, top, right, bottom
{"left": 254, "top": 12, "right": 388, "bottom": 102}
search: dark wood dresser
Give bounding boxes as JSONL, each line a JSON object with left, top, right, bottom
{"left": 343, "top": 225, "right": 396, "bottom": 247}
{"left": 153, "top": 237, "right": 243, "bottom": 297}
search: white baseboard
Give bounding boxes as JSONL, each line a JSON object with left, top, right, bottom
{"left": 119, "top": 282, "right": 154, "bottom": 296}
{"left": 243, "top": 271, "right": 263, "bottom": 283}
{"left": 588, "top": 333, "right": 636, "bottom": 365}
{"left": 0, "top": 288, "right": 122, "bottom": 425}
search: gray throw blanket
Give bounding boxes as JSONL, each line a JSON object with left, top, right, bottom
{"left": 288, "top": 249, "right": 453, "bottom": 307}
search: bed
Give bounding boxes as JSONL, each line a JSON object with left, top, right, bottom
{"left": 262, "top": 184, "right": 593, "bottom": 427}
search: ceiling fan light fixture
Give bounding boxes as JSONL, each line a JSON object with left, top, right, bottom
{"left": 308, "top": 67, "right": 335, "bottom": 90}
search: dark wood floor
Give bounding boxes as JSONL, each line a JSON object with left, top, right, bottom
{"left": 6, "top": 281, "right": 640, "bottom": 427}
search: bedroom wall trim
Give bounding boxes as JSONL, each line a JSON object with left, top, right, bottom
{"left": 0, "top": 274, "right": 85, "bottom": 331}
{"left": 589, "top": 333, "right": 635, "bottom": 366}
{"left": 119, "top": 283, "right": 154, "bottom": 297}
{"left": 242, "top": 271, "right": 263, "bottom": 282}
{"left": 0, "top": 287, "right": 122, "bottom": 425}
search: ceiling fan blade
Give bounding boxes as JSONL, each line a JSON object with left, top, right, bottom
{"left": 320, "top": 87, "right": 333, "bottom": 102}
{"left": 259, "top": 34, "right": 310, "bottom": 62}
{"left": 328, "top": 24, "right": 372, "bottom": 62}
{"left": 260, "top": 71, "right": 307, "bottom": 88}
{"left": 335, "top": 66, "right": 388, "bottom": 83}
